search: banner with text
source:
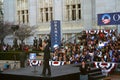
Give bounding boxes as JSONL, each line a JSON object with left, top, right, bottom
{"left": 51, "top": 20, "right": 61, "bottom": 51}
{"left": 97, "top": 12, "right": 120, "bottom": 25}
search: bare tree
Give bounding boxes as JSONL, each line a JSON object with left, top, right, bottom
{"left": 15, "top": 24, "right": 35, "bottom": 45}
{"left": 0, "top": 21, "right": 13, "bottom": 45}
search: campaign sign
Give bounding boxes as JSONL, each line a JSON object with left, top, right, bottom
{"left": 29, "top": 53, "right": 36, "bottom": 60}
{"left": 50, "top": 20, "right": 61, "bottom": 51}
{"left": 97, "top": 12, "right": 120, "bottom": 25}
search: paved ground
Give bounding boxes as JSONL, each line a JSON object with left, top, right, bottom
{"left": 110, "top": 74, "right": 120, "bottom": 80}
{"left": 1, "top": 60, "right": 120, "bottom": 80}
{"left": 102, "top": 73, "right": 120, "bottom": 80}
{"left": 1, "top": 64, "right": 80, "bottom": 77}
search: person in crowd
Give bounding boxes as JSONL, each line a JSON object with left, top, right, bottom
{"left": 88, "top": 48, "right": 94, "bottom": 62}
{"left": 33, "top": 37, "right": 38, "bottom": 49}
{"left": 111, "top": 55, "right": 117, "bottom": 62}
{"left": 3, "top": 61, "right": 10, "bottom": 70}
{"left": 2, "top": 44, "right": 7, "bottom": 52}
{"left": 39, "top": 36, "right": 42, "bottom": 47}
{"left": 52, "top": 51, "right": 58, "bottom": 61}
{"left": 50, "top": 29, "right": 119, "bottom": 64}
{"left": 118, "top": 55, "right": 120, "bottom": 63}
{"left": 79, "top": 60, "right": 90, "bottom": 80}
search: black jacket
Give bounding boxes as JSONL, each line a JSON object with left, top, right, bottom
{"left": 79, "top": 64, "right": 89, "bottom": 75}
{"left": 43, "top": 44, "right": 51, "bottom": 60}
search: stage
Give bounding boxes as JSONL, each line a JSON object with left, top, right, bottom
{"left": 0, "top": 64, "right": 80, "bottom": 80}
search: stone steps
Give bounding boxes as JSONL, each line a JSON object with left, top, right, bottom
{"left": 88, "top": 68, "right": 106, "bottom": 80}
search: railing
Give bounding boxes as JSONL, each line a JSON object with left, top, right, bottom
{"left": 63, "top": 31, "right": 83, "bottom": 45}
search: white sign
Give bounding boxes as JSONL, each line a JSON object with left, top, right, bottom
{"left": 29, "top": 53, "right": 36, "bottom": 60}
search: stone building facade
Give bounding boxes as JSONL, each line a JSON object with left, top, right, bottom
{"left": 3, "top": 0, "right": 120, "bottom": 45}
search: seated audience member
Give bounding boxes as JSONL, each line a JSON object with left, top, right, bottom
{"left": 3, "top": 62, "right": 10, "bottom": 70}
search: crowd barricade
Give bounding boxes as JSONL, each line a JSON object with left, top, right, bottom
{"left": 28, "top": 60, "right": 42, "bottom": 66}
{"left": 85, "top": 29, "right": 116, "bottom": 34}
{"left": 49, "top": 61, "right": 66, "bottom": 66}
{"left": 94, "top": 62, "right": 117, "bottom": 76}
{"left": 28, "top": 60, "right": 66, "bottom": 67}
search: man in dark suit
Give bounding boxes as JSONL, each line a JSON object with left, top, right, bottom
{"left": 40, "top": 40, "right": 51, "bottom": 76}
{"left": 39, "top": 36, "right": 42, "bottom": 47}
{"left": 33, "top": 37, "right": 38, "bottom": 49}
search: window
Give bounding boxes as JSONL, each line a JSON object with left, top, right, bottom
{"left": 66, "top": 3, "right": 81, "bottom": 21}
{"left": 22, "top": 10, "right": 25, "bottom": 23}
{"left": 50, "top": 7, "right": 53, "bottom": 20}
{"left": 26, "top": 10, "right": 29, "bottom": 23}
{"left": 17, "top": 10, "right": 29, "bottom": 24}
{"left": 78, "top": 4, "right": 81, "bottom": 19}
{"left": 40, "top": 7, "right": 53, "bottom": 22}
{"left": 17, "top": 0, "right": 29, "bottom": 24}
{"left": 72, "top": 5, "right": 76, "bottom": 20}
{"left": 66, "top": 5, "right": 69, "bottom": 20}
{"left": 40, "top": 8, "right": 43, "bottom": 22}
{"left": 45, "top": 8, "right": 48, "bottom": 21}
{"left": 39, "top": 0, "right": 53, "bottom": 23}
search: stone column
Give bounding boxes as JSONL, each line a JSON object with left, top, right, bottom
{"left": 81, "top": 0, "right": 92, "bottom": 30}
{"left": 29, "top": 0, "right": 37, "bottom": 26}
{"left": 53, "top": 0, "right": 63, "bottom": 20}
{"left": 24, "top": 10, "right": 27, "bottom": 24}
{"left": 53, "top": 0, "right": 63, "bottom": 39}
{"left": 19, "top": 11, "right": 22, "bottom": 24}
{"left": 76, "top": 4, "right": 78, "bottom": 20}
{"left": 3, "top": 0, "right": 16, "bottom": 23}
{"left": 43, "top": 8, "right": 46, "bottom": 22}
{"left": 69, "top": 5, "right": 72, "bottom": 21}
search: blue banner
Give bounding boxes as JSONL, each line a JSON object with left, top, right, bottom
{"left": 97, "top": 12, "right": 120, "bottom": 25}
{"left": 50, "top": 20, "right": 61, "bottom": 51}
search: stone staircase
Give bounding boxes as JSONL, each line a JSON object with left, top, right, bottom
{"left": 88, "top": 68, "right": 106, "bottom": 80}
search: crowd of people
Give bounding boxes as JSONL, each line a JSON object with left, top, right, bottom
{"left": 0, "top": 29, "right": 120, "bottom": 64}
{"left": 51, "top": 29, "right": 120, "bottom": 64}
{"left": 0, "top": 36, "right": 48, "bottom": 52}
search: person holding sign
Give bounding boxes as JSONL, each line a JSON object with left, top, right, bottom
{"left": 40, "top": 40, "right": 51, "bottom": 76}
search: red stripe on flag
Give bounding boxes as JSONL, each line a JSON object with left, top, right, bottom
{"left": 54, "top": 61, "right": 58, "bottom": 64}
